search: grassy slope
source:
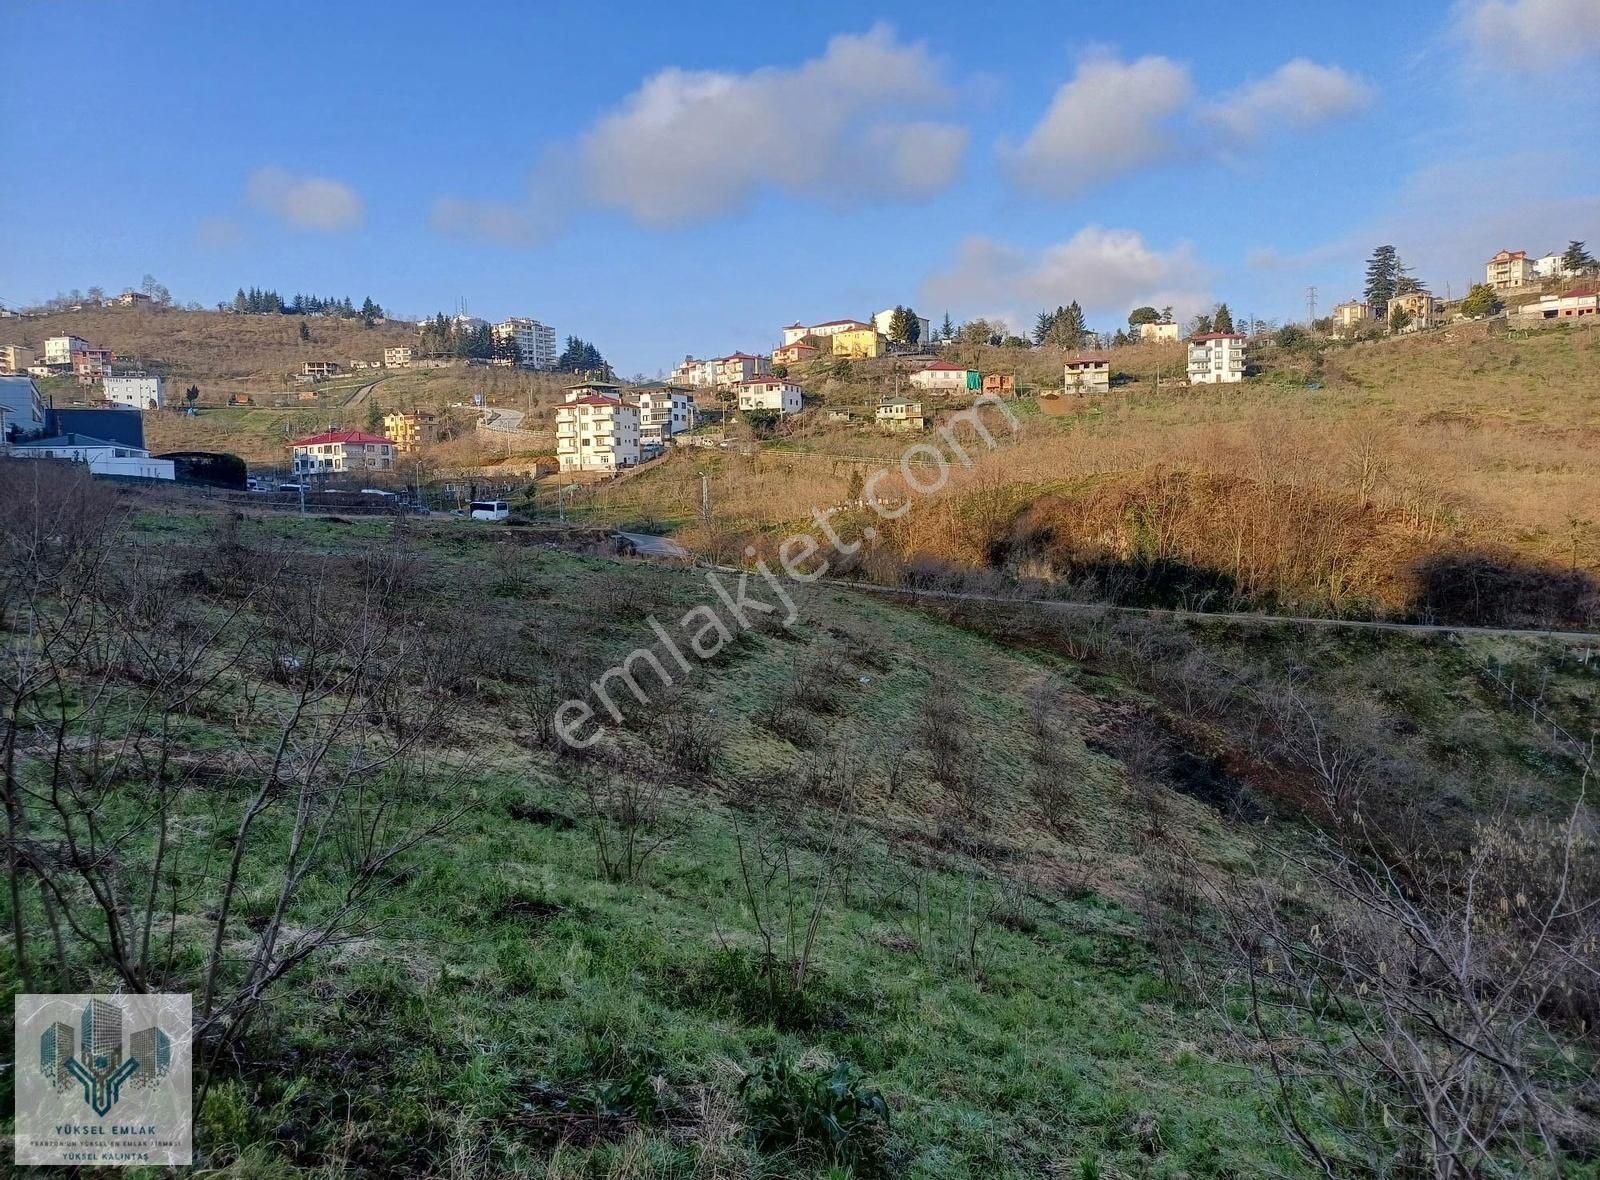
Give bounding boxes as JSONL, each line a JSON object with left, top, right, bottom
{"left": 4, "top": 501, "right": 1584, "bottom": 1178}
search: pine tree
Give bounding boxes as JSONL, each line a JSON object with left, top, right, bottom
{"left": 1033, "top": 309, "right": 1054, "bottom": 346}
{"left": 1364, "top": 245, "right": 1401, "bottom": 316}
{"left": 940, "top": 311, "right": 955, "bottom": 342}
{"left": 888, "top": 306, "right": 909, "bottom": 344}
{"left": 1562, "top": 240, "right": 1595, "bottom": 274}
{"left": 902, "top": 306, "right": 921, "bottom": 344}
{"left": 1213, "top": 303, "right": 1234, "bottom": 334}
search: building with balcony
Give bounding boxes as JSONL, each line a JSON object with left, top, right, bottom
{"left": 782, "top": 318, "right": 872, "bottom": 346}
{"left": 1062, "top": 354, "right": 1111, "bottom": 393}
{"left": 381, "top": 411, "right": 438, "bottom": 452}
{"left": 494, "top": 318, "right": 557, "bottom": 369}
{"left": 103, "top": 374, "right": 165, "bottom": 410}
{"left": 43, "top": 335, "right": 90, "bottom": 366}
{"left": 0, "top": 344, "right": 36, "bottom": 374}
{"left": 384, "top": 346, "right": 413, "bottom": 368}
{"left": 1486, "top": 249, "right": 1534, "bottom": 291}
{"left": 1332, "top": 300, "right": 1373, "bottom": 336}
{"left": 556, "top": 394, "right": 640, "bottom": 472}
{"left": 1186, "top": 333, "right": 1246, "bottom": 385}
{"left": 738, "top": 375, "right": 803, "bottom": 415}
{"left": 290, "top": 430, "right": 395, "bottom": 476}
{"left": 0, "top": 374, "right": 46, "bottom": 441}
{"left": 301, "top": 361, "right": 340, "bottom": 379}
{"left": 1387, "top": 291, "right": 1439, "bottom": 334}
{"left": 875, "top": 396, "right": 925, "bottom": 430}
{"left": 634, "top": 385, "right": 695, "bottom": 448}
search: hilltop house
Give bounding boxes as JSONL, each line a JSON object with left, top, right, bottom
{"left": 1062, "top": 355, "right": 1111, "bottom": 393}
{"left": 1332, "top": 300, "right": 1373, "bottom": 336}
{"left": 871, "top": 308, "right": 930, "bottom": 343}
{"left": 909, "top": 361, "right": 978, "bottom": 392}
{"left": 875, "top": 397, "right": 926, "bottom": 431}
{"left": 1533, "top": 251, "right": 1574, "bottom": 280}
{"left": 830, "top": 328, "right": 884, "bottom": 359}
{"left": 1138, "top": 322, "right": 1180, "bottom": 342}
{"left": 114, "top": 290, "right": 152, "bottom": 307}
{"left": 772, "top": 337, "right": 823, "bottom": 366}
{"left": 291, "top": 430, "right": 395, "bottom": 476}
{"left": 1486, "top": 249, "right": 1534, "bottom": 291}
{"left": 1186, "top": 334, "right": 1247, "bottom": 384}
{"left": 556, "top": 393, "right": 641, "bottom": 472}
{"left": 782, "top": 319, "right": 872, "bottom": 346}
{"left": 738, "top": 376, "right": 803, "bottom": 416}
{"left": 1387, "top": 291, "right": 1440, "bottom": 333}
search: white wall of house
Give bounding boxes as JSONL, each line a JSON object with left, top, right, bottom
{"left": 43, "top": 336, "right": 89, "bottom": 365}
{"left": 556, "top": 400, "right": 641, "bottom": 471}
{"left": 738, "top": 380, "right": 802, "bottom": 415}
{"left": 908, "top": 366, "right": 971, "bottom": 391}
{"left": 1186, "top": 336, "right": 1246, "bottom": 385}
{"left": 871, "top": 309, "right": 931, "bottom": 341}
{"left": 13, "top": 441, "right": 174, "bottom": 480}
{"left": 103, "top": 375, "right": 165, "bottom": 410}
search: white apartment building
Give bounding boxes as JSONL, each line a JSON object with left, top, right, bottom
{"left": 1187, "top": 333, "right": 1247, "bottom": 385}
{"left": 290, "top": 430, "right": 396, "bottom": 476}
{"left": 384, "top": 346, "right": 413, "bottom": 368}
{"left": 0, "top": 375, "right": 46, "bottom": 441}
{"left": 11, "top": 433, "right": 175, "bottom": 480}
{"left": 494, "top": 318, "right": 557, "bottom": 369}
{"left": 556, "top": 394, "right": 641, "bottom": 472}
{"left": 738, "top": 376, "right": 803, "bottom": 415}
{"left": 670, "top": 353, "right": 770, "bottom": 387}
{"left": 870, "top": 308, "right": 931, "bottom": 342}
{"left": 635, "top": 386, "right": 695, "bottom": 448}
{"left": 1532, "top": 252, "right": 1573, "bottom": 280}
{"left": 103, "top": 374, "right": 165, "bottom": 410}
{"left": 43, "top": 335, "right": 90, "bottom": 366}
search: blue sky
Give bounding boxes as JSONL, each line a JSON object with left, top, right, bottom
{"left": 3, "top": 0, "right": 1597, "bottom": 374}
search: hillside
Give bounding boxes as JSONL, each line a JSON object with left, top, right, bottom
{"left": 555, "top": 321, "right": 1600, "bottom": 627}
{"left": 1, "top": 473, "right": 1594, "bottom": 1177}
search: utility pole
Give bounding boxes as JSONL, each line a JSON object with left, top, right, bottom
{"left": 699, "top": 470, "right": 711, "bottom": 527}
{"left": 1306, "top": 286, "right": 1318, "bottom": 326}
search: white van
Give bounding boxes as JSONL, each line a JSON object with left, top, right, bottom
{"left": 469, "top": 500, "right": 509, "bottom": 521}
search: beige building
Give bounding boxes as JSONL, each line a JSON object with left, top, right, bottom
{"left": 382, "top": 411, "right": 438, "bottom": 452}
{"left": 384, "top": 346, "right": 413, "bottom": 368}
{"left": 0, "top": 344, "right": 36, "bottom": 374}
{"left": 1187, "top": 334, "right": 1246, "bottom": 384}
{"left": 1486, "top": 249, "right": 1533, "bottom": 291}
{"left": 1137, "top": 322, "right": 1180, "bottom": 343}
{"left": 43, "top": 335, "right": 90, "bottom": 366}
{"left": 772, "top": 337, "right": 823, "bottom": 366}
{"left": 782, "top": 318, "right": 872, "bottom": 345}
{"left": 1062, "top": 355, "right": 1111, "bottom": 393}
{"left": 876, "top": 396, "right": 926, "bottom": 430}
{"left": 1332, "top": 300, "right": 1373, "bottom": 336}
{"left": 1388, "top": 291, "right": 1439, "bottom": 333}
{"left": 302, "top": 360, "right": 341, "bottom": 379}
{"left": 556, "top": 393, "right": 641, "bottom": 472}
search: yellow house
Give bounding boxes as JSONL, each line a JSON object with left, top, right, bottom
{"left": 830, "top": 328, "right": 883, "bottom": 359}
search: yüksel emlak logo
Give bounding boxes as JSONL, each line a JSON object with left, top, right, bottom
{"left": 14, "top": 993, "right": 193, "bottom": 1167}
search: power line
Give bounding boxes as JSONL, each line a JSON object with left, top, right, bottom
{"left": 1306, "top": 285, "right": 1318, "bottom": 325}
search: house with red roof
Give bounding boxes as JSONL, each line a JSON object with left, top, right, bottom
{"left": 290, "top": 430, "right": 396, "bottom": 476}
{"left": 738, "top": 375, "right": 802, "bottom": 416}
{"left": 556, "top": 389, "right": 641, "bottom": 472}
{"left": 908, "top": 361, "right": 979, "bottom": 393}
{"left": 1485, "top": 249, "right": 1534, "bottom": 291}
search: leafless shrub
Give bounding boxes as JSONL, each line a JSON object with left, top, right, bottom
{"left": 577, "top": 766, "right": 687, "bottom": 885}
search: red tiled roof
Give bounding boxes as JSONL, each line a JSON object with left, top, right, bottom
{"left": 915, "top": 361, "right": 970, "bottom": 372}
{"left": 291, "top": 430, "right": 393, "bottom": 447}
{"left": 1562, "top": 287, "right": 1596, "bottom": 298}
{"left": 565, "top": 394, "right": 635, "bottom": 408}
{"left": 1188, "top": 333, "right": 1246, "bottom": 342}
{"left": 718, "top": 352, "right": 760, "bottom": 361}
{"left": 1064, "top": 354, "right": 1109, "bottom": 365}
{"left": 740, "top": 376, "right": 798, "bottom": 387}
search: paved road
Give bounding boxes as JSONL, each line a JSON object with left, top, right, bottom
{"left": 617, "top": 531, "right": 693, "bottom": 559}
{"left": 343, "top": 374, "right": 392, "bottom": 409}
{"left": 822, "top": 578, "right": 1600, "bottom": 644}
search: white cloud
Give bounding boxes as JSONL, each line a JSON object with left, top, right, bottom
{"left": 195, "top": 216, "right": 245, "bottom": 252}
{"left": 1457, "top": 0, "right": 1600, "bottom": 73}
{"left": 1204, "top": 59, "right": 1374, "bottom": 138}
{"left": 1000, "top": 53, "right": 1193, "bottom": 196}
{"left": 921, "top": 226, "right": 1212, "bottom": 327}
{"left": 435, "top": 25, "right": 967, "bottom": 244}
{"left": 246, "top": 167, "right": 363, "bottom": 231}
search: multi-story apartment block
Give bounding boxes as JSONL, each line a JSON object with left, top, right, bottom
{"left": 384, "top": 346, "right": 413, "bottom": 368}
{"left": 0, "top": 374, "right": 46, "bottom": 441}
{"left": 634, "top": 385, "right": 695, "bottom": 448}
{"left": 291, "top": 430, "right": 395, "bottom": 476}
{"left": 43, "top": 335, "right": 90, "bottom": 366}
{"left": 1186, "top": 333, "right": 1247, "bottom": 384}
{"left": 301, "top": 361, "right": 341, "bottom": 379}
{"left": 494, "top": 318, "right": 557, "bottom": 369}
{"left": 738, "top": 376, "right": 803, "bottom": 415}
{"left": 382, "top": 411, "right": 438, "bottom": 453}
{"left": 1486, "top": 249, "right": 1534, "bottom": 291}
{"left": 103, "top": 374, "right": 165, "bottom": 410}
{"left": 0, "top": 344, "right": 37, "bottom": 374}
{"left": 1062, "top": 354, "right": 1111, "bottom": 393}
{"left": 556, "top": 393, "right": 641, "bottom": 472}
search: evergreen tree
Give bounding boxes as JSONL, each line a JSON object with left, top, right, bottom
{"left": 1128, "top": 306, "right": 1159, "bottom": 327}
{"left": 940, "top": 311, "right": 955, "bottom": 342}
{"left": 1033, "top": 309, "right": 1054, "bottom": 346}
{"left": 185, "top": 384, "right": 200, "bottom": 405}
{"left": 888, "top": 306, "right": 910, "bottom": 344}
{"left": 1213, "top": 303, "right": 1235, "bottom": 333}
{"left": 902, "top": 306, "right": 921, "bottom": 345}
{"left": 1561, "top": 240, "right": 1595, "bottom": 274}
{"left": 298, "top": 321, "right": 311, "bottom": 342}
{"left": 1364, "top": 245, "right": 1403, "bottom": 316}
{"left": 1459, "top": 283, "right": 1501, "bottom": 319}
{"left": 233, "top": 288, "right": 248, "bottom": 314}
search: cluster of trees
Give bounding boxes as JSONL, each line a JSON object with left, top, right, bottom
{"left": 556, "top": 335, "right": 609, "bottom": 375}
{"left": 1033, "top": 303, "right": 1089, "bottom": 349}
{"left": 26, "top": 275, "right": 177, "bottom": 313}
{"left": 417, "top": 314, "right": 497, "bottom": 360}
{"left": 884, "top": 305, "right": 922, "bottom": 345}
{"left": 231, "top": 288, "right": 385, "bottom": 323}
{"left": 1560, "top": 239, "right": 1595, "bottom": 274}
{"left": 1188, "top": 303, "right": 1236, "bottom": 335}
